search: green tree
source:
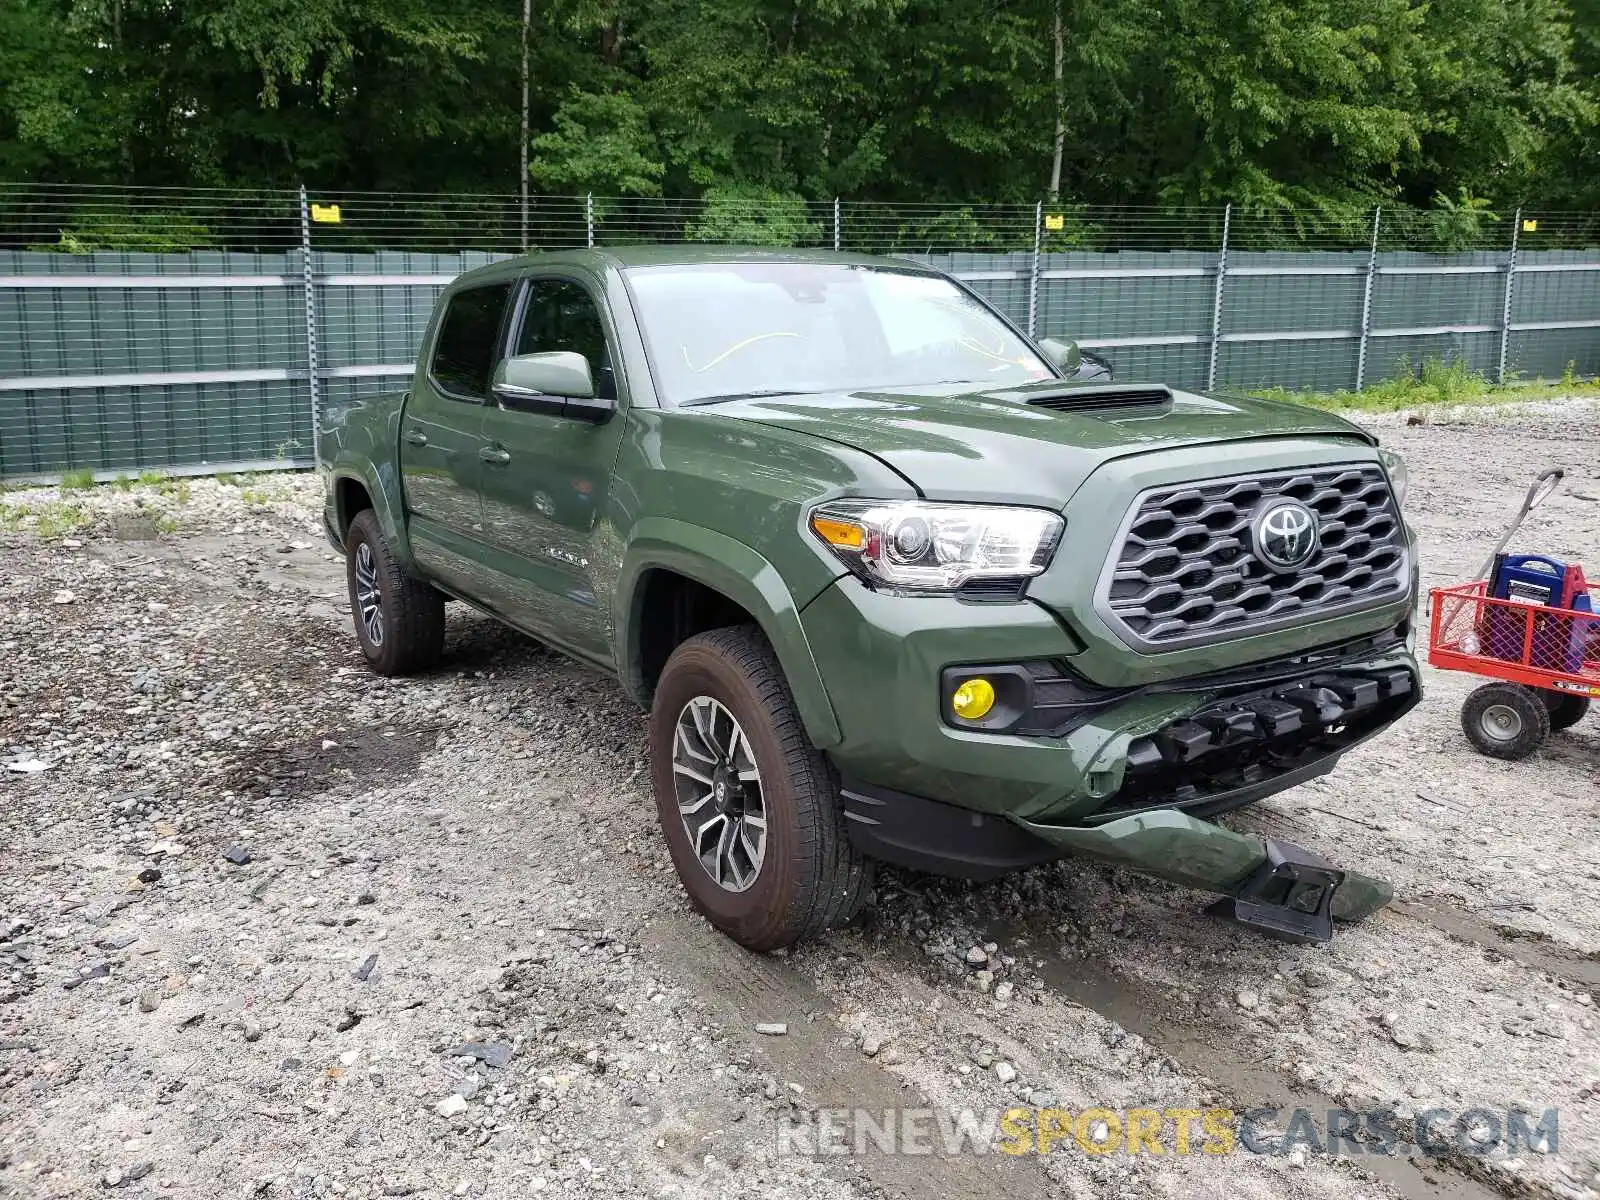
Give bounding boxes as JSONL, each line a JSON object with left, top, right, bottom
{"left": 0, "top": 0, "right": 1596, "bottom": 226}
{"left": 531, "top": 88, "right": 664, "bottom": 195}
{"left": 685, "top": 184, "right": 820, "bottom": 245}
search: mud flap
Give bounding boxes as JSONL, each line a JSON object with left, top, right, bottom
{"left": 1013, "top": 808, "right": 1392, "bottom": 942}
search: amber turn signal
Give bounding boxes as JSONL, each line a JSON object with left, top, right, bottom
{"left": 810, "top": 514, "right": 866, "bottom": 549}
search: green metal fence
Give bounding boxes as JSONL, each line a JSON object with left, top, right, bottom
{"left": 2, "top": 185, "right": 1598, "bottom": 481}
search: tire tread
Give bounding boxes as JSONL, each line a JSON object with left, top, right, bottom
{"left": 1543, "top": 691, "right": 1590, "bottom": 732}
{"left": 346, "top": 510, "right": 445, "bottom": 676}
{"left": 653, "top": 625, "right": 870, "bottom": 950}
{"left": 1461, "top": 681, "right": 1550, "bottom": 760}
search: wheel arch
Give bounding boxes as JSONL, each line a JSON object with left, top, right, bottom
{"left": 333, "top": 474, "right": 374, "bottom": 537}
{"left": 617, "top": 520, "right": 842, "bottom": 749}
{"left": 327, "top": 461, "right": 415, "bottom": 569}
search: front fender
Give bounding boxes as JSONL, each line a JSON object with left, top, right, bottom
{"left": 616, "top": 518, "right": 843, "bottom": 749}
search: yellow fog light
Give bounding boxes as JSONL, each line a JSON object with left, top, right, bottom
{"left": 951, "top": 678, "right": 996, "bottom": 720}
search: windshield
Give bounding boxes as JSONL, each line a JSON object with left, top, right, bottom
{"left": 623, "top": 263, "right": 1054, "bottom": 405}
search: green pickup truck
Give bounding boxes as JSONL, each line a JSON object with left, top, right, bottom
{"left": 320, "top": 247, "right": 1419, "bottom": 950}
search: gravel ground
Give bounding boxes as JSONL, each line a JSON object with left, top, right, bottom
{"left": 2, "top": 406, "right": 1598, "bottom": 1200}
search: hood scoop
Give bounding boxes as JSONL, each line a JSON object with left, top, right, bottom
{"left": 1022, "top": 383, "right": 1174, "bottom": 413}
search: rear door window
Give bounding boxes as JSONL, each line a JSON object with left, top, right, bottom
{"left": 429, "top": 283, "right": 513, "bottom": 399}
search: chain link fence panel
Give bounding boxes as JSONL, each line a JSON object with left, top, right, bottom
{"left": 2, "top": 184, "right": 1598, "bottom": 480}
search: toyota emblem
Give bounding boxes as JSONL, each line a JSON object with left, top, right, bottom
{"left": 1253, "top": 500, "right": 1320, "bottom": 573}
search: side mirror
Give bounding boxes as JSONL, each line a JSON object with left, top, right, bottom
{"left": 1037, "top": 337, "right": 1083, "bottom": 374}
{"left": 492, "top": 351, "right": 614, "bottom": 422}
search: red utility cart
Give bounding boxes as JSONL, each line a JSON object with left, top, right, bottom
{"left": 1426, "top": 468, "right": 1596, "bottom": 759}
{"left": 1429, "top": 581, "right": 1598, "bottom": 758}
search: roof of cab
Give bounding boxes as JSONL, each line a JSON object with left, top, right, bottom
{"left": 451, "top": 244, "right": 934, "bottom": 287}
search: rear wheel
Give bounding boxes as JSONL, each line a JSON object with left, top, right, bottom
{"left": 344, "top": 509, "right": 445, "bottom": 676}
{"left": 1460, "top": 682, "right": 1549, "bottom": 760}
{"left": 1542, "top": 690, "right": 1591, "bottom": 732}
{"left": 649, "top": 626, "right": 871, "bottom": 951}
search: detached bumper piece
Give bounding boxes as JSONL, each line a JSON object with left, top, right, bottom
{"left": 1012, "top": 807, "right": 1396, "bottom": 939}
{"left": 1106, "top": 667, "right": 1416, "bottom": 821}
{"left": 1204, "top": 838, "right": 1343, "bottom": 943}
{"left": 840, "top": 784, "right": 1398, "bottom": 941}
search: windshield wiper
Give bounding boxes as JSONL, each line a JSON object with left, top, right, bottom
{"left": 681, "top": 388, "right": 821, "bottom": 407}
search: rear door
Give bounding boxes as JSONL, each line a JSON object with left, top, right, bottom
{"left": 476, "top": 273, "right": 629, "bottom": 663}
{"left": 400, "top": 280, "right": 512, "bottom": 595}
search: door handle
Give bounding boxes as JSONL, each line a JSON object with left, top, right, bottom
{"left": 479, "top": 446, "right": 511, "bottom": 465}
{"left": 404, "top": 429, "right": 428, "bottom": 446}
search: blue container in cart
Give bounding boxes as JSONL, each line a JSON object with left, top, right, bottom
{"left": 1486, "top": 554, "right": 1592, "bottom": 670}
{"left": 1490, "top": 554, "right": 1577, "bottom": 605}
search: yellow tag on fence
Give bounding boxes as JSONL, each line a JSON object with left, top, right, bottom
{"left": 311, "top": 203, "right": 343, "bottom": 224}
{"left": 1522, "top": 218, "right": 1538, "bottom": 232}
{"left": 1044, "top": 213, "right": 1065, "bottom": 231}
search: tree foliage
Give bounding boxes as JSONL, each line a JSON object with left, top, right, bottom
{"left": 1, "top": 0, "right": 1595, "bottom": 213}
{"left": 685, "top": 184, "right": 820, "bottom": 245}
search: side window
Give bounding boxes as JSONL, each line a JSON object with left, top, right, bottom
{"left": 429, "top": 283, "right": 512, "bottom": 399}
{"left": 513, "top": 279, "right": 617, "bottom": 401}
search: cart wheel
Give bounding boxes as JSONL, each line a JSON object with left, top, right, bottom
{"left": 1461, "top": 682, "right": 1550, "bottom": 760}
{"left": 1542, "top": 691, "right": 1591, "bottom": 731}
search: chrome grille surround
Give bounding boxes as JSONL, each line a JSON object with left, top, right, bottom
{"left": 1097, "top": 463, "right": 1409, "bottom": 650}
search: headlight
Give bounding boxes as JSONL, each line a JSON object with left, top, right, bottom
{"left": 1379, "top": 448, "right": 1409, "bottom": 508}
{"left": 808, "top": 500, "right": 1064, "bottom": 594}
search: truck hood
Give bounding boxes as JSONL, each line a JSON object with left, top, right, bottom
{"left": 710, "top": 381, "right": 1375, "bottom": 508}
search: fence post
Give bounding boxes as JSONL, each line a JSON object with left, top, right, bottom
{"left": 297, "top": 185, "right": 322, "bottom": 467}
{"left": 519, "top": 0, "right": 530, "bottom": 251}
{"left": 1027, "top": 201, "right": 1043, "bottom": 337}
{"left": 833, "top": 197, "right": 841, "bottom": 252}
{"left": 585, "top": 193, "right": 595, "bottom": 248}
{"left": 1205, "top": 203, "right": 1231, "bottom": 392}
{"left": 1497, "top": 208, "right": 1522, "bottom": 385}
{"left": 1355, "top": 206, "right": 1382, "bottom": 392}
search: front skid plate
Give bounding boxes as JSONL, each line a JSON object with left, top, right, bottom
{"left": 1014, "top": 807, "right": 1392, "bottom": 937}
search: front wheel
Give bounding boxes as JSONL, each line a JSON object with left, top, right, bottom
{"left": 1542, "top": 690, "right": 1591, "bottom": 732}
{"left": 648, "top": 626, "right": 871, "bottom": 951}
{"left": 344, "top": 509, "right": 445, "bottom": 676}
{"left": 1460, "top": 681, "right": 1549, "bottom": 760}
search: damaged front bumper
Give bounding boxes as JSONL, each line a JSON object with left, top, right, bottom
{"left": 838, "top": 656, "right": 1414, "bottom": 940}
{"left": 1009, "top": 658, "right": 1414, "bottom": 938}
{"left": 808, "top": 588, "right": 1416, "bottom": 941}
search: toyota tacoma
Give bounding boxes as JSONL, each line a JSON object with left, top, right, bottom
{"left": 319, "top": 247, "right": 1419, "bottom": 950}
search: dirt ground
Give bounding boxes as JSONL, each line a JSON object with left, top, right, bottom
{"left": 3, "top": 401, "right": 1599, "bottom": 1200}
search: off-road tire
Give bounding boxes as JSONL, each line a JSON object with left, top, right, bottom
{"left": 1461, "top": 681, "right": 1549, "bottom": 760}
{"left": 1541, "top": 690, "right": 1591, "bottom": 732}
{"left": 649, "top": 625, "right": 872, "bottom": 951}
{"left": 344, "top": 509, "right": 445, "bottom": 677}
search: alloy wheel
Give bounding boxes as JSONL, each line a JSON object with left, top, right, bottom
{"left": 354, "top": 541, "right": 385, "bottom": 647}
{"left": 672, "top": 695, "right": 767, "bottom": 892}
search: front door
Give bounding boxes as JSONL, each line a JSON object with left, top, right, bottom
{"left": 399, "top": 280, "right": 512, "bottom": 596}
{"left": 477, "top": 275, "right": 628, "bottom": 664}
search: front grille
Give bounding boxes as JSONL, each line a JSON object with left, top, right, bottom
{"left": 1101, "top": 463, "right": 1408, "bottom": 648}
